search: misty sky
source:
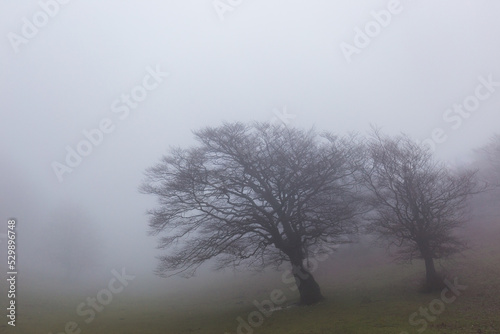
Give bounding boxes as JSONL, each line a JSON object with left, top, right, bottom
{"left": 1, "top": 0, "right": 499, "bottom": 288}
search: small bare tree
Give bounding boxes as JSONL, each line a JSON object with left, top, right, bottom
{"left": 477, "top": 133, "right": 500, "bottom": 187}
{"left": 140, "top": 122, "right": 365, "bottom": 305}
{"left": 471, "top": 134, "right": 500, "bottom": 226}
{"left": 45, "top": 203, "right": 102, "bottom": 283}
{"left": 362, "top": 131, "right": 479, "bottom": 291}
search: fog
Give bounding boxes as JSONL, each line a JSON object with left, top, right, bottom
{"left": 1, "top": 1, "right": 499, "bottom": 333}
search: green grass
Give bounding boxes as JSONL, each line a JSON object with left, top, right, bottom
{"left": 3, "top": 227, "right": 500, "bottom": 334}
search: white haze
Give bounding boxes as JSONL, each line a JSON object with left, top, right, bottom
{"left": 0, "top": 0, "right": 499, "bottom": 298}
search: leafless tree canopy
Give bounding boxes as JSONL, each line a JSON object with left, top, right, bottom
{"left": 140, "top": 123, "right": 365, "bottom": 282}
{"left": 362, "top": 131, "right": 480, "bottom": 290}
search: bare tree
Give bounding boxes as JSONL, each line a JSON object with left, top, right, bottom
{"left": 45, "top": 203, "right": 102, "bottom": 283}
{"left": 362, "top": 131, "right": 479, "bottom": 291}
{"left": 140, "top": 122, "right": 365, "bottom": 305}
{"left": 471, "top": 134, "right": 500, "bottom": 226}
{"left": 476, "top": 133, "right": 500, "bottom": 187}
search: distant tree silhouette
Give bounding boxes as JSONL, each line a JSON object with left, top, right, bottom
{"left": 471, "top": 134, "right": 500, "bottom": 225}
{"left": 362, "top": 131, "right": 480, "bottom": 291}
{"left": 46, "top": 203, "right": 102, "bottom": 283}
{"left": 477, "top": 133, "right": 500, "bottom": 187}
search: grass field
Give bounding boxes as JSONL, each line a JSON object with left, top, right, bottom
{"left": 2, "top": 225, "right": 499, "bottom": 334}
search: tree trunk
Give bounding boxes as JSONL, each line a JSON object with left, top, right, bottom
{"left": 423, "top": 256, "right": 442, "bottom": 291}
{"left": 291, "top": 262, "right": 324, "bottom": 305}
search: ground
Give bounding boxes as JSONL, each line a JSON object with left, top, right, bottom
{"left": 2, "top": 224, "right": 499, "bottom": 334}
